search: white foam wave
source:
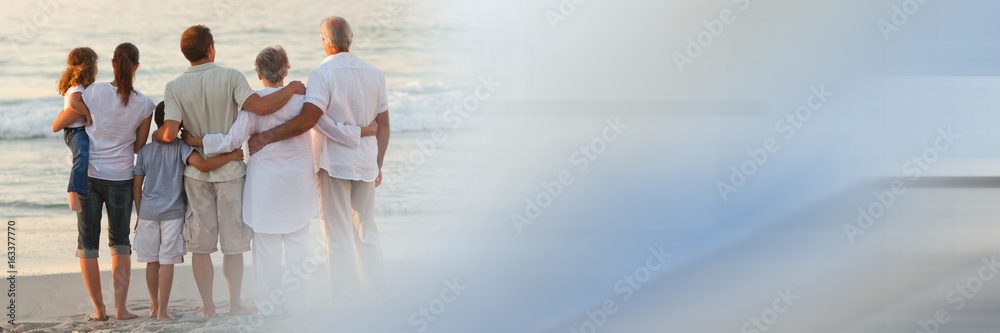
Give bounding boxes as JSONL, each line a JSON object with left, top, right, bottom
{"left": 386, "top": 80, "right": 469, "bottom": 133}
{"left": 0, "top": 81, "right": 471, "bottom": 140}
{"left": 0, "top": 98, "right": 64, "bottom": 140}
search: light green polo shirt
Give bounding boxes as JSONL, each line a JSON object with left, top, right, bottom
{"left": 163, "top": 62, "right": 256, "bottom": 182}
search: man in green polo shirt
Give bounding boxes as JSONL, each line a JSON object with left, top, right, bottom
{"left": 151, "top": 24, "right": 305, "bottom": 318}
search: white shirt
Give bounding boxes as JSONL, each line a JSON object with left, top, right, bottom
{"left": 83, "top": 82, "right": 155, "bottom": 181}
{"left": 305, "top": 52, "right": 388, "bottom": 182}
{"left": 202, "top": 87, "right": 361, "bottom": 233}
{"left": 64, "top": 85, "right": 86, "bottom": 128}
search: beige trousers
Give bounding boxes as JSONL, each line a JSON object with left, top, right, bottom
{"left": 183, "top": 177, "right": 252, "bottom": 255}
{"left": 317, "top": 169, "right": 384, "bottom": 302}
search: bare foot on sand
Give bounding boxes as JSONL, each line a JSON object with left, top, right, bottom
{"left": 116, "top": 310, "right": 139, "bottom": 320}
{"left": 89, "top": 306, "right": 109, "bottom": 321}
{"left": 196, "top": 306, "right": 217, "bottom": 318}
{"left": 156, "top": 311, "right": 175, "bottom": 321}
{"left": 229, "top": 303, "right": 257, "bottom": 315}
{"left": 69, "top": 192, "right": 82, "bottom": 212}
{"left": 148, "top": 308, "right": 157, "bottom": 318}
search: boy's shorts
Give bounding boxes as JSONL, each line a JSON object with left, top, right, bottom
{"left": 134, "top": 218, "right": 185, "bottom": 264}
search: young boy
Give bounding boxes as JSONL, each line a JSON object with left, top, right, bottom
{"left": 132, "top": 102, "right": 244, "bottom": 321}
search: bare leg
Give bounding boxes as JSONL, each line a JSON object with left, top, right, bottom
{"left": 79, "top": 258, "right": 107, "bottom": 320}
{"left": 112, "top": 254, "right": 138, "bottom": 320}
{"left": 68, "top": 192, "right": 82, "bottom": 212}
{"left": 145, "top": 262, "right": 160, "bottom": 318}
{"left": 224, "top": 253, "right": 256, "bottom": 315}
{"left": 192, "top": 253, "right": 217, "bottom": 318}
{"left": 157, "top": 264, "right": 175, "bottom": 321}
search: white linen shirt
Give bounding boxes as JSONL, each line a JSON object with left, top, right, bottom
{"left": 83, "top": 82, "right": 155, "bottom": 181}
{"left": 202, "top": 87, "right": 361, "bottom": 234}
{"left": 305, "top": 52, "right": 388, "bottom": 182}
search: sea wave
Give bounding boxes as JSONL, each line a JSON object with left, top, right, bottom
{"left": 0, "top": 199, "right": 65, "bottom": 211}
{"left": 0, "top": 98, "right": 64, "bottom": 140}
{"left": 0, "top": 81, "right": 471, "bottom": 140}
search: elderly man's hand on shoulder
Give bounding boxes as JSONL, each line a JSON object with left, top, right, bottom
{"left": 287, "top": 80, "right": 306, "bottom": 95}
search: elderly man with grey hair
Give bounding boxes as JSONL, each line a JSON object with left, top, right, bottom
{"left": 185, "top": 45, "right": 379, "bottom": 315}
{"left": 248, "top": 16, "right": 391, "bottom": 304}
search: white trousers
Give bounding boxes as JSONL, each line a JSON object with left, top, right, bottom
{"left": 252, "top": 224, "right": 311, "bottom": 316}
{"left": 317, "top": 170, "right": 384, "bottom": 302}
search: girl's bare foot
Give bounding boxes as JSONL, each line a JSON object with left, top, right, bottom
{"left": 116, "top": 309, "right": 139, "bottom": 320}
{"left": 196, "top": 306, "right": 217, "bottom": 318}
{"left": 68, "top": 192, "right": 82, "bottom": 212}
{"left": 148, "top": 308, "right": 157, "bottom": 318}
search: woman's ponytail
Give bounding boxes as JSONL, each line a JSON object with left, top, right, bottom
{"left": 112, "top": 43, "right": 139, "bottom": 106}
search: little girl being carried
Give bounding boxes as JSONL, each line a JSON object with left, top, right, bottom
{"left": 51, "top": 47, "right": 99, "bottom": 211}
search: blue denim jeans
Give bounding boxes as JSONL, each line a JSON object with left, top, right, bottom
{"left": 63, "top": 127, "right": 90, "bottom": 194}
{"left": 76, "top": 177, "right": 133, "bottom": 258}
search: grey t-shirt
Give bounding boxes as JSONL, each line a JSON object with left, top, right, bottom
{"left": 134, "top": 140, "right": 195, "bottom": 221}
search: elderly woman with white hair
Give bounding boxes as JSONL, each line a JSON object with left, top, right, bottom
{"left": 183, "top": 45, "right": 378, "bottom": 316}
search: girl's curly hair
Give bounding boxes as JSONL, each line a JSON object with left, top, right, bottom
{"left": 57, "top": 47, "right": 98, "bottom": 96}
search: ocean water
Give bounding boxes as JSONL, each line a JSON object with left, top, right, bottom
{"left": 0, "top": 0, "right": 490, "bottom": 275}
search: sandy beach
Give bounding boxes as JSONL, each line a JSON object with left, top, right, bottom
{"left": 11, "top": 265, "right": 290, "bottom": 332}
{"left": 6, "top": 258, "right": 446, "bottom": 332}
{"left": 9, "top": 0, "right": 1000, "bottom": 331}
